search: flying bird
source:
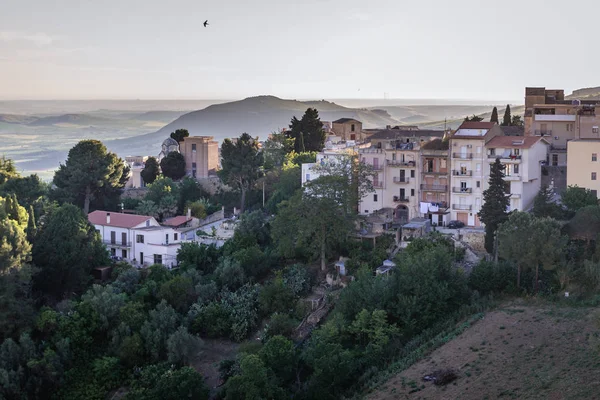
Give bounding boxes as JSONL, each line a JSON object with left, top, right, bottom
{"left": 204, "top": 20, "right": 209, "bottom": 27}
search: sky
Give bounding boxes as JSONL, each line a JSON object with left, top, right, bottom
{"left": 1, "top": 0, "right": 599, "bottom": 101}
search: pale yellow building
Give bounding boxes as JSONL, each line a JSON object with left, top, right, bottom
{"left": 332, "top": 118, "right": 364, "bottom": 142}
{"left": 567, "top": 139, "right": 600, "bottom": 197}
{"left": 180, "top": 136, "right": 219, "bottom": 179}
{"left": 125, "top": 155, "right": 147, "bottom": 188}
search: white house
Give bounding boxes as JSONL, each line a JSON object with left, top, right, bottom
{"left": 88, "top": 211, "right": 184, "bottom": 268}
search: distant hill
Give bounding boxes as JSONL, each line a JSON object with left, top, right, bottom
{"left": 110, "top": 95, "right": 401, "bottom": 155}
{"left": 567, "top": 86, "right": 600, "bottom": 100}
{"left": 28, "top": 113, "right": 117, "bottom": 127}
{"left": 0, "top": 114, "right": 39, "bottom": 124}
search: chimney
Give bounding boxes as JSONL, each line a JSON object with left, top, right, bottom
{"left": 187, "top": 208, "right": 191, "bottom": 218}
{"left": 106, "top": 212, "right": 111, "bottom": 224}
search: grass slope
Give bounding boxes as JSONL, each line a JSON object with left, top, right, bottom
{"left": 368, "top": 301, "right": 600, "bottom": 400}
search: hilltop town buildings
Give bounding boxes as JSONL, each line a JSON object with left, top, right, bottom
{"left": 567, "top": 139, "right": 600, "bottom": 197}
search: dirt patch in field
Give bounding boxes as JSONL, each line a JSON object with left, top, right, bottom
{"left": 191, "top": 339, "right": 239, "bottom": 393}
{"left": 368, "top": 303, "right": 600, "bottom": 400}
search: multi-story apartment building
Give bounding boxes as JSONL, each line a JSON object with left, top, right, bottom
{"left": 524, "top": 87, "right": 600, "bottom": 166}
{"left": 484, "top": 136, "right": 548, "bottom": 212}
{"left": 567, "top": 139, "right": 600, "bottom": 198}
{"left": 419, "top": 139, "right": 451, "bottom": 226}
{"left": 449, "top": 122, "right": 504, "bottom": 227}
{"left": 180, "top": 136, "right": 219, "bottom": 178}
{"left": 359, "top": 128, "right": 446, "bottom": 224}
{"left": 88, "top": 210, "right": 194, "bottom": 267}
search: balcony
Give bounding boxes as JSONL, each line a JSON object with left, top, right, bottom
{"left": 534, "top": 114, "right": 576, "bottom": 122}
{"left": 387, "top": 160, "right": 416, "bottom": 168}
{"left": 510, "top": 193, "right": 521, "bottom": 199}
{"left": 422, "top": 169, "right": 448, "bottom": 176}
{"left": 371, "top": 164, "right": 383, "bottom": 171}
{"left": 372, "top": 181, "right": 384, "bottom": 188}
{"left": 452, "top": 170, "right": 473, "bottom": 177}
{"left": 393, "top": 177, "right": 410, "bottom": 184}
{"left": 421, "top": 149, "right": 449, "bottom": 157}
{"left": 452, "top": 187, "right": 472, "bottom": 194}
{"left": 452, "top": 204, "right": 472, "bottom": 211}
{"left": 393, "top": 196, "right": 410, "bottom": 203}
{"left": 487, "top": 154, "right": 521, "bottom": 161}
{"left": 103, "top": 240, "right": 132, "bottom": 248}
{"left": 452, "top": 152, "right": 473, "bottom": 159}
{"left": 504, "top": 174, "right": 521, "bottom": 181}
{"left": 534, "top": 130, "right": 552, "bottom": 136}
{"left": 420, "top": 184, "right": 448, "bottom": 192}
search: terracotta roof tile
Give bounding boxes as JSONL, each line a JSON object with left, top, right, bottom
{"left": 485, "top": 136, "right": 546, "bottom": 149}
{"left": 163, "top": 216, "right": 193, "bottom": 227}
{"left": 457, "top": 121, "right": 496, "bottom": 130}
{"left": 88, "top": 210, "right": 152, "bottom": 228}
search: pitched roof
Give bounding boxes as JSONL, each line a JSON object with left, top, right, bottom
{"left": 88, "top": 210, "right": 152, "bottom": 228}
{"left": 333, "top": 118, "right": 361, "bottom": 124}
{"left": 500, "top": 126, "right": 525, "bottom": 136}
{"left": 163, "top": 216, "right": 193, "bottom": 227}
{"left": 485, "top": 136, "right": 546, "bottom": 149}
{"left": 421, "top": 138, "right": 449, "bottom": 150}
{"left": 367, "top": 129, "right": 445, "bottom": 140}
{"left": 457, "top": 121, "right": 496, "bottom": 130}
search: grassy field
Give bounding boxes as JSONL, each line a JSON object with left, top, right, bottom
{"left": 368, "top": 301, "right": 600, "bottom": 400}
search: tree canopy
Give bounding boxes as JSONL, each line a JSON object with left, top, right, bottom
{"left": 287, "top": 108, "right": 326, "bottom": 153}
{"left": 141, "top": 156, "right": 160, "bottom": 185}
{"left": 532, "top": 186, "right": 564, "bottom": 220}
{"left": 479, "top": 158, "right": 510, "bottom": 253}
{"left": 464, "top": 114, "right": 484, "bottom": 122}
{"left": 562, "top": 185, "right": 598, "bottom": 216}
{"left": 160, "top": 152, "right": 186, "bottom": 181}
{"left": 170, "top": 128, "right": 190, "bottom": 143}
{"left": 219, "top": 133, "right": 263, "bottom": 213}
{"left": 52, "top": 140, "right": 129, "bottom": 214}
{"left": 490, "top": 106, "right": 499, "bottom": 124}
{"left": 501, "top": 104, "right": 512, "bottom": 126}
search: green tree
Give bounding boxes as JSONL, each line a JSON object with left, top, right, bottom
{"left": 140, "top": 300, "right": 180, "bottom": 361}
{"left": 159, "top": 152, "right": 186, "bottom": 181}
{"left": 0, "top": 219, "right": 30, "bottom": 274}
{"left": 26, "top": 205, "right": 36, "bottom": 242}
{"left": 141, "top": 156, "right": 160, "bottom": 185}
{"left": 219, "top": 133, "right": 264, "bottom": 213}
{"left": 159, "top": 275, "right": 195, "bottom": 312}
{"left": 225, "top": 354, "right": 285, "bottom": 400}
{"left": 479, "top": 158, "right": 510, "bottom": 254}
{"left": 272, "top": 192, "right": 353, "bottom": 271}
{"left": 287, "top": 108, "right": 326, "bottom": 152}
{"left": 259, "top": 335, "right": 296, "bottom": 385}
{"left": 532, "top": 186, "right": 564, "bottom": 219}
{"left": 166, "top": 326, "right": 203, "bottom": 365}
{"left": 4, "top": 194, "right": 28, "bottom": 228}
{"left": 136, "top": 200, "right": 159, "bottom": 219}
{"left": 52, "top": 140, "right": 129, "bottom": 214}
{"left": 464, "top": 114, "right": 484, "bottom": 122}
{"left": 170, "top": 128, "right": 190, "bottom": 143}
{"left": 566, "top": 205, "right": 600, "bottom": 243}
{"left": 263, "top": 131, "right": 295, "bottom": 170}
{"left": 177, "top": 242, "right": 220, "bottom": 273}
{"left": 490, "top": 106, "right": 499, "bottom": 123}
{"left": 562, "top": 185, "right": 598, "bottom": 215}
{"left": 0, "top": 174, "right": 47, "bottom": 209}
{"left": 502, "top": 104, "right": 512, "bottom": 126}
{"left": 0, "top": 156, "right": 19, "bottom": 184}
{"left": 144, "top": 177, "right": 180, "bottom": 221}
{"left": 126, "top": 364, "right": 209, "bottom": 400}
{"left": 511, "top": 114, "right": 524, "bottom": 127}
{"left": 32, "top": 204, "right": 108, "bottom": 300}
{"left": 178, "top": 176, "right": 208, "bottom": 214}
{"left": 498, "top": 211, "right": 566, "bottom": 290}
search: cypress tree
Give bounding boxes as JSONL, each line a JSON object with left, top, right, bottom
{"left": 478, "top": 158, "right": 510, "bottom": 254}
{"left": 287, "top": 109, "right": 325, "bottom": 152}
{"left": 502, "top": 104, "right": 512, "bottom": 126}
{"left": 26, "top": 205, "right": 36, "bottom": 242}
{"left": 490, "top": 107, "right": 499, "bottom": 124}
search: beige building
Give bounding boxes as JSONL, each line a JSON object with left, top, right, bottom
{"left": 125, "top": 156, "right": 147, "bottom": 188}
{"left": 524, "top": 87, "right": 600, "bottom": 166}
{"left": 180, "top": 136, "right": 219, "bottom": 179}
{"left": 420, "top": 139, "right": 451, "bottom": 226}
{"left": 358, "top": 127, "right": 446, "bottom": 224}
{"left": 449, "top": 122, "right": 504, "bottom": 227}
{"left": 332, "top": 118, "right": 364, "bottom": 141}
{"left": 567, "top": 139, "right": 600, "bottom": 197}
{"left": 484, "top": 136, "right": 548, "bottom": 212}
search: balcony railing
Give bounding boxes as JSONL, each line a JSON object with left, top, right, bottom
{"left": 534, "top": 130, "right": 552, "bottom": 136}
{"left": 487, "top": 154, "right": 521, "bottom": 160}
{"left": 452, "top": 204, "right": 472, "bottom": 211}
{"left": 372, "top": 181, "right": 383, "bottom": 188}
{"left": 452, "top": 170, "right": 473, "bottom": 176}
{"left": 422, "top": 169, "right": 447, "bottom": 175}
{"left": 420, "top": 184, "right": 448, "bottom": 191}
{"left": 393, "top": 177, "right": 410, "bottom": 184}
{"left": 452, "top": 152, "right": 473, "bottom": 159}
{"left": 103, "top": 240, "right": 132, "bottom": 247}
{"left": 371, "top": 164, "right": 383, "bottom": 171}
{"left": 504, "top": 174, "right": 521, "bottom": 181}
{"left": 452, "top": 187, "right": 472, "bottom": 193}
{"left": 387, "top": 160, "right": 416, "bottom": 167}
{"left": 393, "top": 196, "right": 410, "bottom": 203}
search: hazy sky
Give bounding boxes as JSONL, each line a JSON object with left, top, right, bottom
{"left": 1, "top": 0, "right": 598, "bottom": 101}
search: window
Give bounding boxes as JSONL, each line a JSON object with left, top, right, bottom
{"left": 440, "top": 159, "right": 447, "bottom": 168}
{"left": 140, "top": 252, "right": 144, "bottom": 264}
{"left": 514, "top": 149, "right": 520, "bottom": 156}
{"left": 192, "top": 162, "right": 197, "bottom": 178}
{"left": 174, "top": 233, "right": 178, "bottom": 241}
{"left": 476, "top": 163, "right": 481, "bottom": 172}
{"left": 121, "top": 232, "right": 127, "bottom": 245}
{"left": 592, "top": 190, "right": 598, "bottom": 198}
{"left": 476, "top": 146, "right": 481, "bottom": 154}
{"left": 136, "top": 234, "right": 144, "bottom": 243}
{"left": 392, "top": 153, "right": 396, "bottom": 161}
{"left": 364, "top": 210, "right": 369, "bottom": 214}
{"left": 111, "top": 248, "right": 116, "bottom": 256}
{"left": 504, "top": 182, "right": 511, "bottom": 194}
{"left": 122, "top": 249, "right": 127, "bottom": 259}
{"left": 411, "top": 189, "right": 415, "bottom": 196}
{"left": 489, "top": 148, "right": 495, "bottom": 156}
{"left": 351, "top": 124, "right": 355, "bottom": 132}
{"left": 514, "top": 164, "right": 519, "bottom": 174}
{"left": 476, "top": 181, "right": 481, "bottom": 188}
{"left": 165, "top": 234, "right": 169, "bottom": 244}
{"left": 153, "top": 254, "right": 163, "bottom": 265}
{"left": 592, "top": 172, "right": 597, "bottom": 181}
{"left": 552, "top": 154, "right": 558, "bottom": 166}
{"left": 541, "top": 123, "right": 548, "bottom": 134}
{"left": 192, "top": 143, "right": 196, "bottom": 152}
{"left": 305, "top": 174, "right": 310, "bottom": 182}
{"left": 593, "top": 153, "right": 598, "bottom": 162}
{"left": 566, "top": 123, "right": 572, "bottom": 132}
{"left": 460, "top": 181, "right": 467, "bottom": 190}
{"left": 594, "top": 126, "right": 599, "bottom": 134}
{"left": 110, "top": 231, "right": 116, "bottom": 244}
{"left": 146, "top": 220, "right": 150, "bottom": 227}
{"left": 373, "top": 194, "right": 378, "bottom": 202}
{"left": 410, "top": 170, "right": 415, "bottom": 178}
